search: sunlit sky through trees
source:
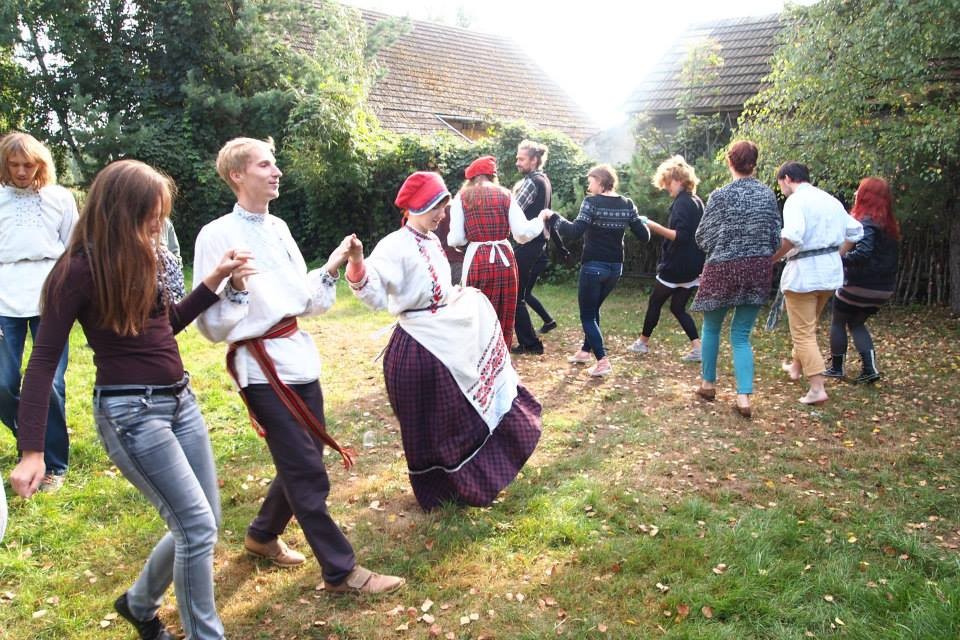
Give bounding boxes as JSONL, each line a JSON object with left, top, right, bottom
{"left": 342, "top": 0, "right": 818, "bottom": 127}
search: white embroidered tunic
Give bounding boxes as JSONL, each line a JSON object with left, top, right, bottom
{"left": 192, "top": 204, "right": 337, "bottom": 387}
{"left": 351, "top": 224, "right": 519, "bottom": 430}
{"left": 780, "top": 183, "right": 864, "bottom": 293}
{"left": 0, "top": 185, "right": 78, "bottom": 317}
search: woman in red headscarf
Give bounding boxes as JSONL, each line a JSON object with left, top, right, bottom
{"left": 344, "top": 171, "right": 542, "bottom": 511}
{"left": 446, "top": 155, "right": 543, "bottom": 345}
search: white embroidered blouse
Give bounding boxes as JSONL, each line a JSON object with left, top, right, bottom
{"left": 0, "top": 185, "right": 78, "bottom": 317}
{"left": 780, "top": 183, "right": 864, "bottom": 293}
{"left": 350, "top": 224, "right": 453, "bottom": 315}
{"left": 351, "top": 224, "right": 520, "bottom": 431}
{"left": 192, "top": 204, "right": 338, "bottom": 386}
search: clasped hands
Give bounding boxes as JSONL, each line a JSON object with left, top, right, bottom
{"left": 324, "top": 234, "right": 365, "bottom": 276}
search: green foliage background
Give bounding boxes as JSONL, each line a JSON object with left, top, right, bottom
{"left": 0, "top": 0, "right": 595, "bottom": 266}
{"left": 738, "top": 0, "right": 960, "bottom": 309}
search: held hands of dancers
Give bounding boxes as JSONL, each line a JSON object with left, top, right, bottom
{"left": 203, "top": 249, "right": 254, "bottom": 292}
{"left": 322, "top": 234, "right": 364, "bottom": 277}
{"left": 538, "top": 209, "right": 556, "bottom": 224}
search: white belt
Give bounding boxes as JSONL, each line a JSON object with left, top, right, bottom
{"left": 460, "top": 239, "right": 512, "bottom": 285}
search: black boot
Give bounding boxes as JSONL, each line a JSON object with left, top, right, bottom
{"left": 114, "top": 593, "right": 174, "bottom": 640}
{"left": 854, "top": 349, "right": 881, "bottom": 384}
{"left": 824, "top": 354, "right": 845, "bottom": 379}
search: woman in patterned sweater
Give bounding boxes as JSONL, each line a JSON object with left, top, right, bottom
{"left": 691, "top": 140, "right": 782, "bottom": 417}
{"left": 542, "top": 164, "right": 651, "bottom": 377}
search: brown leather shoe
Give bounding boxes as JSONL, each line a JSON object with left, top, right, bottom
{"left": 695, "top": 386, "right": 716, "bottom": 401}
{"left": 244, "top": 535, "right": 305, "bottom": 568}
{"left": 324, "top": 565, "right": 405, "bottom": 595}
{"left": 733, "top": 401, "right": 752, "bottom": 419}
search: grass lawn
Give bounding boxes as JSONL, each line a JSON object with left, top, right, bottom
{"left": 2, "top": 278, "right": 958, "bottom": 639}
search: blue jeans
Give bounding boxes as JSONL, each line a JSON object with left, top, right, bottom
{"left": 0, "top": 315, "right": 69, "bottom": 474}
{"left": 700, "top": 305, "right": 761, "bottom": 394}
{"left": 578, "top": 261, "right": 623, "bottom": 360}
{"left": 94, "top": 382, "right": 224, "bottom": 640}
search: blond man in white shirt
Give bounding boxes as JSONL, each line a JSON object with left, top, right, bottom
{"left": 772, "top": 161, "right": 863, "bottom": 406}
{"left": 193, "top": 137, "right": 403, "bottom": 594}
{"left": 0, "top": 133, "right": 77, "bottom": 492}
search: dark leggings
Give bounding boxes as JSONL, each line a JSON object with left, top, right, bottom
{"left": 641, "top": 281, "right": 699, "bottom": 340}
{"left": 829, "top": 301, "right": 877, "bottom": 354}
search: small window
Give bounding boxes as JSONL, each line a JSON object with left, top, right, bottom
{"left": 435, "top": 115, "right": 487, "bottom": 141}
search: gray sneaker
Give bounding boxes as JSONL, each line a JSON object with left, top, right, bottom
{"left": 627, "top": 339, "right": 649, "bottom": 354}
{"left": 39, "top": 474, "right": 65, "bottom": 493}
{"left": 681, "top": 349, "right": 702, "bottom": 362}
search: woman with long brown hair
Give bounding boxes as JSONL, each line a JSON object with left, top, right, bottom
{"left": 11, "top": 159, "right": 249, "bottom": 640}
{"left": 825, "top": 177, "right": 899, "bottom": 383}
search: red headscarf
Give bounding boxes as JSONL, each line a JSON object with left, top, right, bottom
{"left": 465, "top": 155, "right": 497, "bottom": 180}
{"left": 395, "top": 171, "right": 450, "bottom": 216}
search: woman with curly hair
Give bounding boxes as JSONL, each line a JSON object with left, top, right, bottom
{"left": 628, "top": 155, "right": 705, "bottom": 361}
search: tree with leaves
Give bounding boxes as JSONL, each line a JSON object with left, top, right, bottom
{"left": 740, "top": 0, "right": 960, "bottom": 311}
{"left": 0, "top": 0, "right": 374, "bottom": 249}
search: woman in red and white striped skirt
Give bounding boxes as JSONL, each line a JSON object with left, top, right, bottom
{"left": 447, "top": 156, "right": 544, "bottom": 346}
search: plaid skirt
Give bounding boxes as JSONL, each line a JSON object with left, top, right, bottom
{"left": 383, "top": 325, "right": 541, "bottom": 511}
{"left": 465, "top": 245, "right": 519, "bottom": 346}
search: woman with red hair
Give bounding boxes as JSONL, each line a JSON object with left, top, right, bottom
{"left": 825, "top": 177, "right": 900, "bottom": 383}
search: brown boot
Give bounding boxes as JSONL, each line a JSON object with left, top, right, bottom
{"left": 244, "top": 535, "right": 305, "bottom": 568}
{"left": 324, "top": 565, "right": 405, "bottom": 595}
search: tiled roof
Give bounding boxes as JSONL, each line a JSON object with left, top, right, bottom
{"left": 352, "top": 9, "right": 598, "bottom": 143}
{"left": 625, "top": 14, "right": 783, "bottom": 115}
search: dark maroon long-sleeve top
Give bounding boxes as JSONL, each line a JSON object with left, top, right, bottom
{"left": 17, "top": 253, "right": 220, "bottom": 453}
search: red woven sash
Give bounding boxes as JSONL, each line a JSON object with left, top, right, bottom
{"left": 226, "top": 317, "right": 355, "bottom": 469}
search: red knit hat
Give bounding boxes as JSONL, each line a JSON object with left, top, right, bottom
{"left": 394, "top": 171, "right": 450, "bottom": 216}
{"left": 465, "top": 155, "right": 497, "bottom": 180}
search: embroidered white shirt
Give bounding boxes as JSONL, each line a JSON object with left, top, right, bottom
{"left": 192, "top": 204, "right": 337, "bottom": 386}
{"left": 780, "top": 183, "right": 863, "bottom": 293}
{"left": 0, "top": 185, "right": 78, "bottom": 317}
{"left": 351, "top": 224, "right": 452, "bottom": 315}
{"left": 351, "top": 224, "right": 519, "bottom": 431}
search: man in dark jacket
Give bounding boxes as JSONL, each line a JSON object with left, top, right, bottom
{"left": 511, "top": 139, "right": 568, "bottom": 355}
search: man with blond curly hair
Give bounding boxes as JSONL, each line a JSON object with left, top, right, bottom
{"left": 0, "top": 132, "right": 77, "bottom": 492}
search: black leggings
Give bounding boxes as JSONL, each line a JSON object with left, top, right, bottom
{"left": 641, "top": 280, "right": 699, "bottom": 340}
{"left": 829, "top": 300, "right": 877, "bottom": 355}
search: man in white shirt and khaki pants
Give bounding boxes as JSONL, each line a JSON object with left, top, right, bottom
{"left": 772, "top": 161, "right": 863, "bottom": 407}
